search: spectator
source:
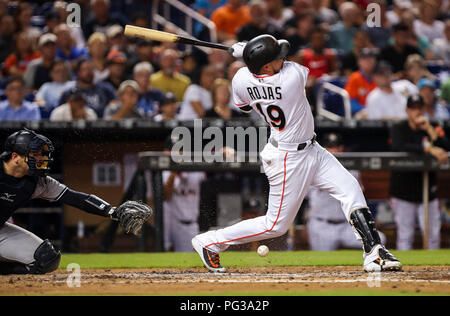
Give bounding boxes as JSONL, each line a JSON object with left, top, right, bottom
{"left": 24, "top": 33, "right": 58, "bottom": 90}
{"left": 391, "top": 54, "right": 435, "bottom": 98}
{"left": 42, "top": 11, "right": 61, "bottom": 36}
{"left": 150, "top": 49, "right": 191, "bottom": 102}
{"left": 0, "top": 15, "right": 17, "bottom": 64}
{"left": 87, "top": 32, "right": 110, "bottom": 84}
{"left": 106, "top": 24, "right": 126, "bottom": 53}
{"left": 311, "top": 0, "right": 339, "bottom": 26}
{"left": 361, "top": 0, "right": 392, "bottom": 50}
{"left": 340, "top": 30, "right": 374, "bottom": 76}
{"left": 50, "top": 86, "right": 97, "bottom": 121}
{"left": 295, "top": 27, "right": 338, "bottom": 83}
{"left": 205, "top": 78, "right": 246, "bottom": 119}
{"left": 285, "top": 10, "right": 315, "bottom": 57}
{"left": 401, "top": 10, "right": 436, "bottom": 61}
{"left": 265, "top": 0, "right": 295, "bottom": 29}
{"left": 180, "top": 51, "right": 202, "bottom": 83}
{"left": 386, "top": 0, "right": 413, "bottom": 26}
{"left": 83, "top": 0, "right": 129, "bottom": 39}
{"left": 179, "top": 65, "right": 217, "bottom": 120}
{"left": 3, "top": 32, "right": 41, "bottom": 77}
{"left": 432, "top": 19, "right": 450, "bottom": 64}
{"left": 14, "top": 2, "right": 42, "bottom": 42}
{"left": 53, "top": 1, "right": 86, "bottom": 49}
{"left": 104, "top": 50, "right": 128, "bottom": 90}
{"left": 127, "top": 39, "right": 158, "bottom": 75}
{"left": 55, "top": 24, "right": 89, "bottom": 70}
{"left": 59, "top": 59, "right": 116, "bottom": 118}
{"left": 389, "top": 94, "right": 449, "bottom": 250}
{"left": 35, "top": 61, "right": 73, "bottom": 119}
{"left": 413, "top": 0, "right": 446, "bottom": 42}
{"left": 418, "top": 78, "right": 450, "bottom": 120}
{"left": 0, "top": 77, "right": 40, "bottom": 121}
{"left": 344, "top": 48, "right": 378, "bottom": 115}
{"left": 237, "top": 0, "right": 283, "bottom": 42}
{"left": 153, "top": 92, "right": 179, "bottom": 122}
{"left": 133, "top": 61, "right": 164, "bottom": 118}
{"left": 365, "top": 61, "right": 408, "bottom": 120}
{"left": 283, "top": 0, "right": 315, "bottom": 37}
{"left": 103, "top": 80, "right": 142, "bottom": 120}
{"left": 207, "top": 48, "right": 233, "bottom": 78}
{"left": 379, "top": 23, "right": 422, "bottom": 76}
{"left": 328, "top": 1, "right": 362, "bottom": 54}
{"left": 210, "top": 0, "right": 252, "bottom": 42}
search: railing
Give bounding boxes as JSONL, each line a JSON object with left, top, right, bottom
{"left": 137, "top": 151, "right": 450, "bottom": 251}
{"left": 151, "top": 0, "right": 218, "bottom": 53}
{"left": 316, "top": 82, "right": 352, "bottom": 121}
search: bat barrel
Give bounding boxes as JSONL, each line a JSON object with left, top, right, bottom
{"left": 124, "top": 25, "right": 231, "bottom": 52}
{"left": 124, "top": 25, "right": 178, "bottom": 43}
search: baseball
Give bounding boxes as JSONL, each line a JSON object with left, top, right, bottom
{"left": 257, "top": 245, "right": 269, "bottom": 257}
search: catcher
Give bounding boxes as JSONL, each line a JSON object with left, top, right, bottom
{"left": 0, "top": 129, "right": 153, "bottom": 275}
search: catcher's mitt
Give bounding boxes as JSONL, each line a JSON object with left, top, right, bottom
{"left": 113, "top": 201, "right": 153, "bottom": 235}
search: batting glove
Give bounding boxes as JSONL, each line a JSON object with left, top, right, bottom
{"left": 230, "top": 42, "right": 247, "bottom": 58}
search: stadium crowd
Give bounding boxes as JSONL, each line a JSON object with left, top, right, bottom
{"left": 0, "top": 0, "right": 448, "bottom": 123}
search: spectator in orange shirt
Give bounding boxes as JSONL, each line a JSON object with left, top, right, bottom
{"left": 210, "top": 0, "right": 252, "bottom": 42}
{"left": 4, "top": 32, "right": 41, "bottom": 77}
{"left": 345, "top": 48, "right": 377, "bottom": 115}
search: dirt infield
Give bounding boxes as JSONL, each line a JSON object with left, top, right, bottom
{"left": 0, "top": 266, "right": 449, "bottom": 295}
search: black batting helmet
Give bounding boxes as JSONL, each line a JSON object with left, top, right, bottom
{"left": 243, "top": 34, "right": 290, "bottom": 74}
{"left": 0, "top": 128, "right": 54, "bottom": 177}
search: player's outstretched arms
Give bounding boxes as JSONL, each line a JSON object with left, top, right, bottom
{"left": 59, "top": 189, "right": 153, "bottom": 235}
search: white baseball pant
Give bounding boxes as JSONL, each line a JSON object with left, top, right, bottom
{"left": 391, "top": 197, "right": 441, "bottom": 250}
{"left": 196, "top": 142, "right": 368, "bottom": 253}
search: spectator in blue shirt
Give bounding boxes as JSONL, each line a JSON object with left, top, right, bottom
{"left": 55, "top": 24, "right": 89, "bottom": 71}
{"left": 133, "top": 62, "right": 164, "bottom": 118}
{"left": 328, "top": 2, "right": 362, "bottom": 54}
{"left": 0, "top": 77, "right": 41, "bottom": 121}
{"left": 59, "top": 59, "right": 117, "bottom": 118}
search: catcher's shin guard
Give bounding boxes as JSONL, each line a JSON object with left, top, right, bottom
{"left": 30, "top": 239, "right": 61, "bottom": 274}
{"left": 349, "top": 208, "right": 381, "bottom": 253}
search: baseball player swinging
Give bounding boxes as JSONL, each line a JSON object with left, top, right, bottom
{"left": 192, "top": 35, "right": 402, "bottom": 273}
{"left": 0, "top": 129, "right": 152, "bottom": 275}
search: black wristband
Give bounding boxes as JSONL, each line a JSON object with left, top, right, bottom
{"left": 59, "top": 189, "right": 113, "bottom": 218}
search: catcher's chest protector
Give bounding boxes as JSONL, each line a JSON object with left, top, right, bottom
{"left": 0, "top": 167, "right": 37, "bottom": 226}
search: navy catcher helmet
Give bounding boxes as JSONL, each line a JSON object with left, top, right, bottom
{"left": 0, "top": 128, "right": 54, "bottom": 176}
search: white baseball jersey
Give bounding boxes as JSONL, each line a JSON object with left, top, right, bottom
{"left": 195, "top": 61, "right": 369, "bottom": 255}
{"left": 232, "top": 61, "right": 315, "bottom": 144}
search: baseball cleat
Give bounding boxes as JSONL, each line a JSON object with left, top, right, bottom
{"left": 192, "top": 237, "right": 226, "bottom": 273}
{"left": 363, "top": 245, "right": 402, "bottom": 272}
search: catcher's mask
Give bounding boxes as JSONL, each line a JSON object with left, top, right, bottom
{"left": 0, "top": 128, "right": 54, "bottom": 177}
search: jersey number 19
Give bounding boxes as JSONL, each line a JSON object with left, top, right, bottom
{"left": 256, "top": 103, "right": 286, "bottom": 131}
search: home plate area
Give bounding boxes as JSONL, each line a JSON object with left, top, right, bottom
{"left": 0, "top": 266, "right": 448, "bottom": 295}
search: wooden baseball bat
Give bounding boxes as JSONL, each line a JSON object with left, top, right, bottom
{"left": 124, "top": 25, "right": 231, "bottom": 52}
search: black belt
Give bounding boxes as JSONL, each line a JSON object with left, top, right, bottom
{"left": 313, "top": 217, "right": 347, "bottom": 225}
{"left": 270, "top": 135, "right": 316, "bottom": 151}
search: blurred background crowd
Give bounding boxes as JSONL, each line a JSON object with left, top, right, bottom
{"left": 0, "top": 0, "right": 448, "bottom": 123}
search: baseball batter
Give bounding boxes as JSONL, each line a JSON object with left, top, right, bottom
{"left": 0, "top": 129, "right": 152, "bottom": 275}
{"left": 192, "top": 35, "right": 402, "bottom": 273}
